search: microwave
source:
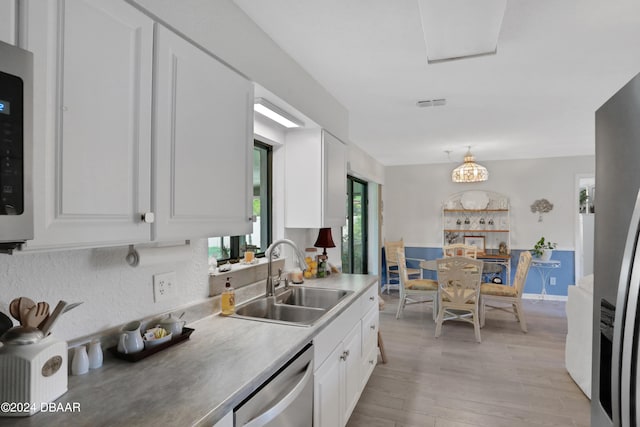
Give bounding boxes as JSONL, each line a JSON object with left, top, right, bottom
{"left": 0, "top": 41, "right": 33, "bottom": 253}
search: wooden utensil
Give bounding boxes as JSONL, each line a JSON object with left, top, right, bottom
{"left": 9, "top": 298, "right": 21, "bottom": 322}
{"left": 23, "top": 304, "right": 49, "bottom": 329}
{"left": 39, "top": 300, "right": 68, "bottom": 336}
{"left": 18, "top": 297, "right": 36, "bottom": 325}
{"left": 62, "top": 301, "right": 83, "bottom": 313}
{"left": 36, "top": 301, "right": 50, "bottom": 329}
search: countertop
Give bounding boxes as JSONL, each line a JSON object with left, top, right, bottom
{"left": 0, "top": 273, "right": 378, "bottom": 426}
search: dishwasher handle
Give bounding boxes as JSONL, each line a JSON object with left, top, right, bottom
{"left": 243, "top": 360, "right": 313, "bottom": 427}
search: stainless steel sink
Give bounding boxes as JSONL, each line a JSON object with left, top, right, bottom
{"left": 233, "top": 297, "right": 327, "bottom": 326}
{"left": 277, "top": 287, "right": 353, "bottom": 310}
{"left": 231, "top": 287, "right": 353, "bottom": 326}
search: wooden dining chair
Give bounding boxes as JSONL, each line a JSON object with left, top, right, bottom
{"left": 480, "top": 251, "right": 532, "bottom": 332}
{"left": 443, "top": 243, "right": 478, "bottom": 259}
{"left": 384, "top": 238, "right": 422, "bottom": 294}
{"left": 395, "top": 249, "right": 439, "bottom": 320}
{"left": 435, "top": 256, "right": 484, "bottom": 342}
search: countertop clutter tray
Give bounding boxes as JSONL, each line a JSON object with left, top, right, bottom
{"left": 108, "top": 327, "right": 194, "bottom": 362}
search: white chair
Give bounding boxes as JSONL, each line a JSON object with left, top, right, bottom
{"left": 383, "top": 238, "right": 423, "bottom": 293}
{"left": 435, "top": 256, "right": 484, "bottom": 342}
{"left": 395, "top": 249, "right": 439, "bottom": 320}
{"left": 480, "top": 251, "right": 532, "bottom": 332}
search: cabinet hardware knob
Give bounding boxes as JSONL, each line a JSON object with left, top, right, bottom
{"left": 369, "top": 296, "right": 375, "bottom": 301}
{"left": 370, "top": 324, "right": 376, "bottom": 330}
{"left": 340, "top": 350, "right": 350, "bottom": 361}
{"left": 369, "top": 360, "right": 375, "bottom": 365}
{"left": 141, "top": 212, "right": 155, "bottom": 223}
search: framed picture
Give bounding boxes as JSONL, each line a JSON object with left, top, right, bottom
{"left": 464, "top": 236, "right": 485, "bottom": 253}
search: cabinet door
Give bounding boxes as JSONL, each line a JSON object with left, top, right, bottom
{"left": 284, "top": 129, "right": 346, "bottom": 228}
{"left": 342, "top": 322, "right": 362, "bottom": 425}
{"left": 153, "top": 25, "right": 253, "bottom": 241}
{"left": 25, "top": 0, "right": 153, "bottom": 249}
{"left": 0, "top": 0, "right": 17, "bottom": 45}
{"left": 314, "top": 343, "right": 343, "bottom": 427}
{"left": 322, "top": 131, "right": 347, "bottom": 227}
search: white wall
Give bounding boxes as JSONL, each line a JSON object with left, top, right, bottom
{"left": 348, "top": 143, "right": 385, "bottom": 185}
{"left": 383, "top": 156, "right": 595, "bottom": 250}
{"left": 0, "top": 240, "right": 210, "bottom": 342}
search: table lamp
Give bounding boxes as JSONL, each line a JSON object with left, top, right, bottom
{"left": 313, "top": 228, "right": 336, "bottom": 277}
{"left": 313, "top": 228, "right": 336, "bottom": 257}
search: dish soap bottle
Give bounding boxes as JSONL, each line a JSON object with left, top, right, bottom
{"left": 221, "top": 277, "right": 235, "bottom": 315}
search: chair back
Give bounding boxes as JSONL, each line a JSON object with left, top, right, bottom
{"left": 436, "top": 256, "right": 483, "bottom": 305}
{"left": 396, "top": 249, "right": 413, "bottom": 285}
{"left": 443, "top": 243, "right": 478, "bottom": 259}
{"left": 384, "top": 239, "right": 406, "bottom": 265}
{"left": 513, "top": 251, "right": 533, "bottom": 297}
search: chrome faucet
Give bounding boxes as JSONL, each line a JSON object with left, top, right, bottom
{"left": 265, "top": 239, "right": 307, "bottom": 297}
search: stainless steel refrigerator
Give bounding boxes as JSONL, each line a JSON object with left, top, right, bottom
{"left": 594, "top": 71, "right": 640, "bottom": 426}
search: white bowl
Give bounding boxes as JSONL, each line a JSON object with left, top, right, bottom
{"left": 143, "top": 334, "right": 171, "bottom": 348}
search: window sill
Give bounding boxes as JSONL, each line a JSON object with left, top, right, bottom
{"left": 208, "top": 257, "right": 286, "bottom": 296}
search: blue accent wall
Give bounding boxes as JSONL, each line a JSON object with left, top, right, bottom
{"left": 382, "top": 246, "right": 575, "bottom": 296}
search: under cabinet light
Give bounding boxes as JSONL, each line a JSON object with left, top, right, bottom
{"left": 254, "top": 98, "right": 304, "bottom": 128}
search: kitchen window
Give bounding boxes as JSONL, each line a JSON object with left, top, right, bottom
{"left": 208, "top": 141, "right": 272, "bottom": 262}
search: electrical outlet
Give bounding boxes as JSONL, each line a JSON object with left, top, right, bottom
{"left": 153, "top": 271, "right": 177, "bottom": 303}
{"left": 550, "top": 277, "right": 556, "bottom": 286}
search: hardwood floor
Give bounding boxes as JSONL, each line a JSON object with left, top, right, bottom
{"left": 347, "top": 294, "right": 591, "bottom": 427}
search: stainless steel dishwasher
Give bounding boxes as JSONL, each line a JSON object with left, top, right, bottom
{"left": 234, "top": 343, "right": 314, "bottom": 427}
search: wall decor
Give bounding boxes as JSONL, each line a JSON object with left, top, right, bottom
{"left": 530, "top": 198, "right": 554, "bottom": 222}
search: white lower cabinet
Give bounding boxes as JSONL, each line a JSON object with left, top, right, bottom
{"left": 360, "top": 303, "right": 379, "bottom": 388}
{"left": 313, "top": 283, "right": 379, "bottom": 427}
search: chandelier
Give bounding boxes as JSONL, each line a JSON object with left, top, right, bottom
{"left": 452, "top": 147, "right": 488, "bottom": 183}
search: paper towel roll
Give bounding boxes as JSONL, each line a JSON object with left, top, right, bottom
{"left": 126, "top": 244, "right": 191, "bottom": 267}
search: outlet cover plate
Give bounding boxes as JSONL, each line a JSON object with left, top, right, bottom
{"left": 153, "top": 271, "right": 177, "bottom": 302}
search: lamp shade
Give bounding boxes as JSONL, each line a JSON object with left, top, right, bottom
{"left": 452, "top": 148, "right": 488, "bottom": 183}
{"left": 313, "top": 228, "right": 336, "bottom": 254}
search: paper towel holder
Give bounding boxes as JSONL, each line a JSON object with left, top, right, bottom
{"left": 126, "top": 241, "right": 190, "bottom": 267}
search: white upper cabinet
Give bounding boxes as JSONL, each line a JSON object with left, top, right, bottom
{"left": 0, "top": 0, "right": 17, "bottom": 45}
{"left": 153, "top": 25, "right": 253, "bottom": 241}
{"left": 285, "top": 129, "right": 347, "bottom": 228}
{"left": 24, "top": 0, "right": 154, "bottom": 249}
{"left": 21, "top": 2, "right": 253, "bottom": 250}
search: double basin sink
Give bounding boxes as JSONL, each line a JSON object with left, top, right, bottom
{"left": 232, "top": 286, "right": 354, "bottom": 326}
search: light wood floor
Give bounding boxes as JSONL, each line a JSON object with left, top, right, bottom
{"left": 347, "top": 294, "right": 590, "bottom": 427}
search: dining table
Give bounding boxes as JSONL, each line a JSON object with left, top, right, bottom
{"left": 420, "top": 254, "right": 511, "bottom": 285}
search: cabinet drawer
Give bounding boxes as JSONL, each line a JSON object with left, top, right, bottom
{"left": 314, "top": 297, "right": 360, "bottom": 367}
{"left": 360, "top": 283, "right": 378, "bottom": 317}
{"left": 361, "top": 305, "right": 378, "bottom": 355}
{"left": 361, "top": 343, "right": 377, "bottom": 389}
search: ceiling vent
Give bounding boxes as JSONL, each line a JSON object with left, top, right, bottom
{"left": 417, "top": 99, "right": 447, "bottom": 107}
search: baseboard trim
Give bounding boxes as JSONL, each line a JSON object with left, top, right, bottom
{"left": 523, "top": 293, "right": 568, "bottom": 301}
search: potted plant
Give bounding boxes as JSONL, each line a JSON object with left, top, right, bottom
{"left": 532, "top": 237, "right": 557, "bottom": 261}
